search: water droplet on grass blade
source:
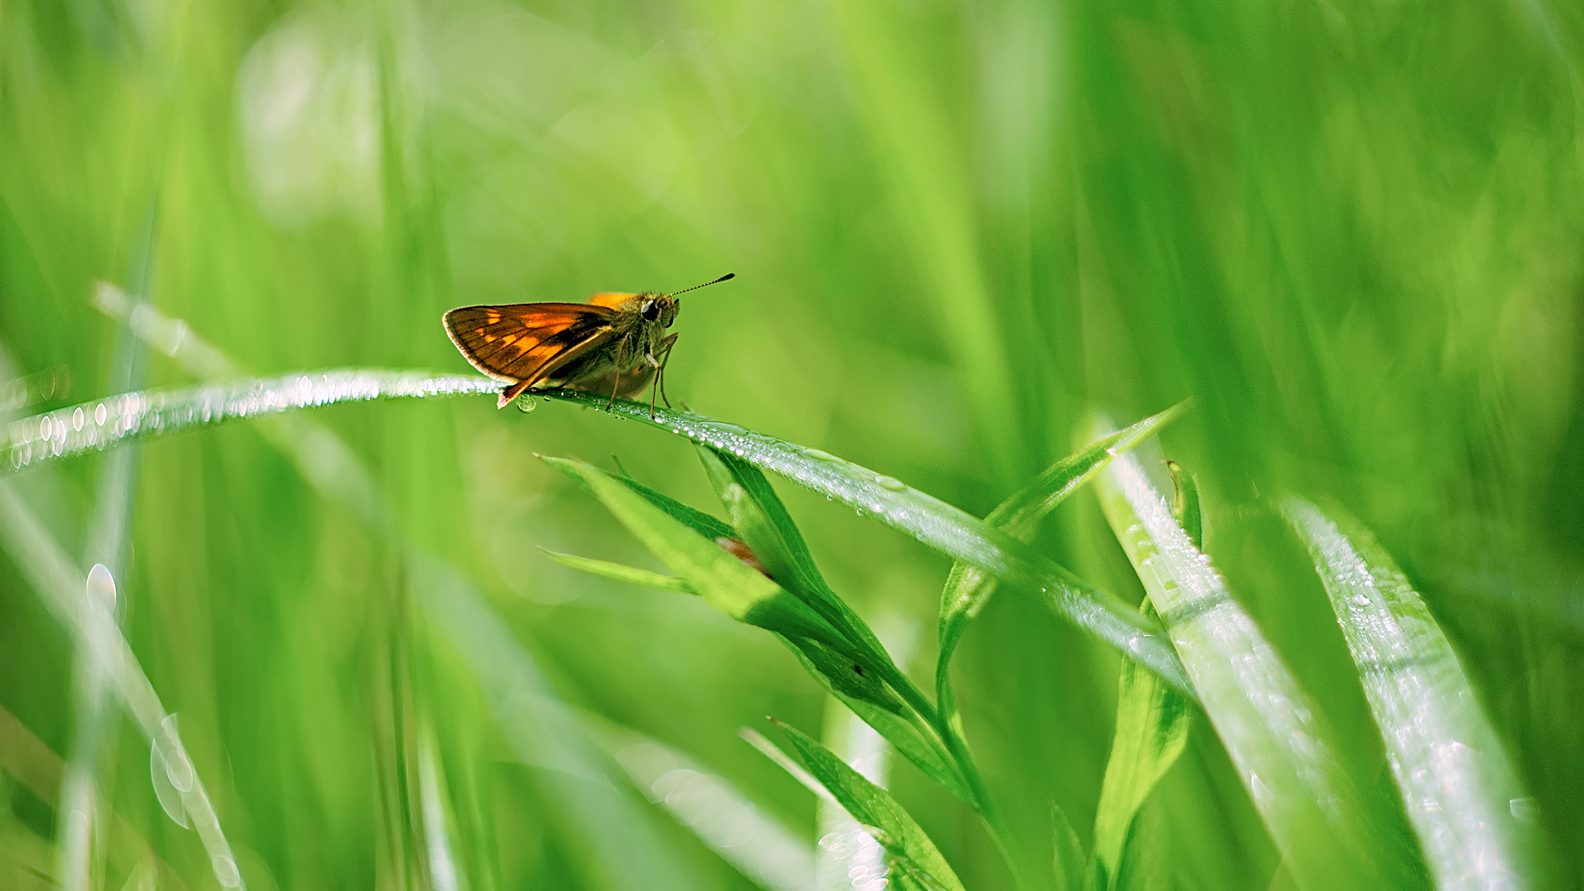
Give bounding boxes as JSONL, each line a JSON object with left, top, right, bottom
{"left": 875, "top": 475, "right": 906, "bottom": 491}
{"left": 516, "top": 394, "right": 538, "bottom": 412}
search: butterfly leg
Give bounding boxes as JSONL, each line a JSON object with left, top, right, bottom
{"left": 606, "top": 340, "right": 627, "bottom": 411}
{"left": 649, "top": 334, "right": 679, "bottom": 417}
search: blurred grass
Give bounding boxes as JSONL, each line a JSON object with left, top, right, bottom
{"left": 2, "top": 0, "right": 1581, "bottom": 888}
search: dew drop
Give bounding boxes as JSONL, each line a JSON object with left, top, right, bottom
{"left": 212, "top": 853, "right": 243, "bottom": 888}
{"left": 803, "top": 448, "right": 839, "bottom": 462}
{"left": 516, "top": 394, "right": 539, "bottom": 413}
{"left": 875, "top": 475, "right": 906, "bottom": 492}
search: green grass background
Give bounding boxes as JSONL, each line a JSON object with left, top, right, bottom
{"left": 2, "top": 0, "right": 1581, "bottom": 888}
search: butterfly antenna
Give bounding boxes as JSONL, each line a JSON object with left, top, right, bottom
{"left": 666, "top": 273, "right": 735, "bottom": 298}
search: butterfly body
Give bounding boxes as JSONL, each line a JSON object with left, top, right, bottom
{"left": 443, "top": 274, "right": 730, "bottom": 413}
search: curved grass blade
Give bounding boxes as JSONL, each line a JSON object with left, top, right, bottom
{"left": 1093, "top": 442, "right": 1383, "bottom": 890}
{"left": 1283, "top": 498, "right": 1538, "bottom": 891}
{"left": 936, "top": 405, "right": 1187, "bottom": 717}
{"left": 1, "top": 369, "right": 497, "bottom": 475}
{"left": 766, "top": 719, "right": 967, "bottom": 891}
{"left": 542, "top": 388, "right": 1193, "bottom": 697}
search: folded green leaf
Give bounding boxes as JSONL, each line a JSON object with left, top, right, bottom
{"left": 1283, "top": 498, "right": 1538, "bottom": 890}
{"left": 697, "top": 446, "right": 889, "bottom": 663}
{"left": 543, "top": 389, "right": 1192, "bottom": 696}
{"left": 1092, "top": 627, "right": 1191, "bottom": 889}
{"left": 541, "top": 456, "right": 854, "bottom": 654}
{"left": 539, "top": 549, "right": 696, "bottom": 595}
{"left": 1166, "top": 461, "right": 1201, "bottom": 552}
{"left": 766, "top": 719, "right": 966, "bottom": 891}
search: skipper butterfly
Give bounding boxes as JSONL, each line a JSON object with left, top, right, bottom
{"left": 444, "top": 273, "right": 734, "bottom": 414}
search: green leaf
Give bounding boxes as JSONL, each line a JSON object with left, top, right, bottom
{"left": 696, "top": 446, "right": 889, "bottom": 662}
{"left": 611, "top": 472, "right": 739, "bottom": 542}
{"left": 778, "top": 637, "right": 974, "bottom": 806}
{"left": 1050, "top": 804, "right": 1087, "bottom": 891}
{"left": 1283, "top": 498, "right": 1539, "bottom": 889}
{"left": 542, "top": 389, "right": 1193, "bottom": 697}
{"left": 541, "top": 456, "right": 853, "bottom": 654}
{"left": 936, "top": 406, "right": 1187, "bottom": 705}
{"left": 1091, "top": 631, "right": 1191, "bottom": 888}
{"left": 1093, "top": 437, "right": 1383, "bottom": 889}
{"left": 766, "top": 719, "right": 967, "bottom": 891}
{"left": 1166, "top": 461, "right": 1201, "bottom": 552}
{"left": 539, "top": 549, "right": 696, "bottom": 595}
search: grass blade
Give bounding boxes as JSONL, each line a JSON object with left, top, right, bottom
{"left": 1283, "top": 498, "right": 1538, "bottom": 890}
{"left": 1093, "top": 443, "right": 1381, "bottom": 889}
{"left": 936, "top": 405, "right": 1186, "bottom": 706}
{"left": 1092, "top": 638, "right": 1191, "bottom": 888}
{"left": 542, "top": 455, "right": 855, "bottom": 652}
{"left": 767, "top": 719, "right": 967, "bottom": 891}
{"left": 0, "top": 484, "right": 246, "bottom": 889}
{"left": 543, "top": 388, "right": 1194, "bottom": 696}
{"left": 584, "top": 717, "right": 817, "bottom": 891}
{"left": 540, "top": 549, "right": 697, "bottom": 594}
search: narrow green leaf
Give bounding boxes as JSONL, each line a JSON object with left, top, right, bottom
{"left": 779, "top": 638, "right": 974, "bottom": 806}
{"left": 610, "top": 472, "right": 738, "bottom": 542}
{"left": 767, "top": 720, "right": 967, "bottom": 891}
{"left": 1283, "top": 498, "right": 1538, "bottom": 890}
{"left": 1166, "top": 461, "right": 1202, "bottom": 552}
{"left": 936, "top": 406, "right": 1187, "bottom": 701}
{"left": 542, "top": 389, "right": 1193, "bottom": 697}
{"left": 541, "top": 456, "right": 854, "bottom": 655}
{"left": 697, "top": 446, "right": 889, "bottom": 662}
{"left": 1093, "top": 440, "right": 1382, "bottom": 889}
{"left": 1092, "top": 635, "right": 1191, "bottom": 887}
{"left": 539, "top": 549, "right": 696, "bottom": 595}
{"left": 1050, "top": 805, "right": 1087, "bottom": 891}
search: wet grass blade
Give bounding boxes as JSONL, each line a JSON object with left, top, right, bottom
{"left": 543, "top": 389, "right": 1193, "bottom": 697}
{"left": 1283, "top": 498, "right": 1539, "bottom": 890}
{"left": 1093, "top": 442, "right": 1381, "bottom": 889}
{"left": 936, "top": 405, "right": 1187, "bottom": 717}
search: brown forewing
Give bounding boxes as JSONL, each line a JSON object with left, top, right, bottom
{"left": 443, "top": 302, "right": 617, "bottom": 388}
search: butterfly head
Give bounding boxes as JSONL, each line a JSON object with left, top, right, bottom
{"left": 638, "top": 294, "right": 679, "bottom": 327}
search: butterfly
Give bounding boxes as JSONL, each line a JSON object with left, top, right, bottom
{"left": 443, "top": 273, "right": 734, "bottom": 414}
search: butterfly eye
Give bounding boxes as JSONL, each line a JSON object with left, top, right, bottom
{"left": 640, "top": 300, "right": 661, "bottom": 321}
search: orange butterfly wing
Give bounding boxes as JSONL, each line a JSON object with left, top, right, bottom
{"left": 443, "top": 302, "right": 618, "bottom": 407}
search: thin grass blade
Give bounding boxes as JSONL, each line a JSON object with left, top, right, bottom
{"left": 1283, "top": 498, "right": 1538, "bottom": 890}
{"left": 1093, "top": 443, "right": 1381, "bottom": 889}
{"left": 0, "top": 483, "right": 246, "bottom": 889}
{"left": 540, "top": 549, "right": 697, "bottom": 594}
{"left": 543, "top": 389, "right": 1193, "bottom": 696}
{"left": 767, "top": 720, "right": 967, "bottom": 891}
{"left": 936, "top": 405, "right": 1186, "bottom": 706}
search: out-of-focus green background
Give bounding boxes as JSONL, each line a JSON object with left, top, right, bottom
{"left": 2, "top": 0, "right": 1580, "bottom": 888}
